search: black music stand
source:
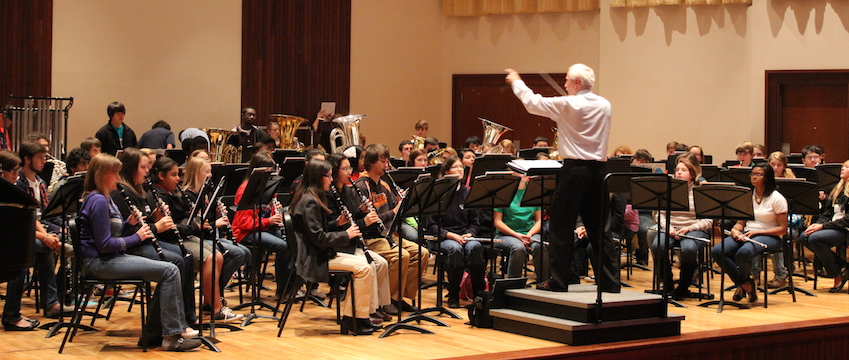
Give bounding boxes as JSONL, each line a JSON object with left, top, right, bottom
{"left": 720, "top": 167, "right": 753, "bottom": 187}
{"left": 389, "top": 158, "right": 406, "bottom": 169}
{"left": 817, "top": 163, "right": 841, "bottom": 192}
{"left": 790, "top": 166, "right": 818, "bottom": 183}
{"left": 470, "top": 154, "right": 513, "bottom": 181}
{"left": 518, "top": 148, "right": 553, "bottom": 160}
{"left": 231, "top": 168, "right": 279, "bottom": 326}
{"left": 271, "top": 149, "right": 302, "bottom": 165}
{"left": 630, "top": 176, "right": 689, "bottom": 308}
{"left": 213, "top": 164, "right": 245, "bottom": 196}
{"left": 382, "top": 167, "right": 424, "bottom": 191}
{"left": 379, "top": 175, "right": 439, "bottom": 338}
{"left": 701, "top": 165, "right": 720, "bottom": 182}
{"left": 39, "top": 174, "right": 92, "bottom": 337}
{"left": 770, "top": 179, "right": 818, "bottom": 299}
{"left": 409, "top": 176, "right": 461, "bottom": 321}
{"left": 464, "top": 172, "right": 520, "bottom": 283}
{"left": 694, "top": 184, "right": 754, "bottom": 313}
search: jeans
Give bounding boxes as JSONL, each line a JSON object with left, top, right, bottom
{"left": 205, "top": 239, "right": 250, "bottom": 291}
{"left": 712, "top": 235, "right": 782, "bottom": 285}
{"left": 441, "top": 239, "right": 486, "bottom": 296}
{"left": 33, "top": 240, "right": 59, "bottom": 309}
{"left": 398, "top": 223, "right": 420, "bottom": 244}
{"left": 494, "top": 234, "right": 542, "bottom": 278}
{"left": 652, "top": 231, "right": 708, "bottom": 291}
{"left": 241, "top": 229, "right": 289, "bottom": 293}
{"left": 798, "top": 228, "right": 847, "bottom": 277}
{"left": 127, "top": 241, "right": 197, "bottom": 324}
{"left": 83, "top": 254, "right": 187, "bottom": 336}
{"left": 2, "top": 270, "right": 27, "bottom": 323}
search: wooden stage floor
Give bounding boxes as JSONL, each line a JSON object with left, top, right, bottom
{"left": 3, "top": 254, "right": 849, "bottom": 359}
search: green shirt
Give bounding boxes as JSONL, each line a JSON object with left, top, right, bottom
{"left": 495, "top": 187, "right": 539, "bottom": 235}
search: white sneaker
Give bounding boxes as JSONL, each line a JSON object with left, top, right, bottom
{"left": 213, "top": 306, "right": 244, "bottom": 323}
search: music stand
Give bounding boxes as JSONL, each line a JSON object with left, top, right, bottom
{"left": 278, "top": 157, "right": 305, "bottom": 193}
{"left": 693, "top": 184, "right": 754, "bottom": 313}
{"left": 38, "top": 161, "right": 55, "bottom": 186}
{"left": 701, "top": 165, "right": 720, "bottom": 182}
{"left": 379, "top": 175, "right": 439, "bottom": 338}
{"left": 39, "top": 174, "right": 94, "bottom": 337}
{"left": 271, "top": 149, "right": 302, "bottom": 165}
{"left": 629, "top": 165, "right": 652, "bottom": 173}
{"left": 769, "top": 179, "right": 818, "bottom": 299}
{"left": 518, "top": 147, "right": 553, "bottom": 160}
{"left": 409, "top": 176, "right": 462, "bottom": 321}
{"left": 789, "top": 165, "right": 818, "bottom": 184}
{"left": 508, "top": 159, "right": 561, "bottom": 283}
{"left": 382, "top": 167, "right": 424, "bottom": 191}
{"left": 816, "top": 163, "right": 841, "bottom": 192}
{"left": 720, "top": 167, "right": 753, "bottom": 187}
{"left": 231, "top": 167, "right": 279, "bottom": 326}
{"left": 470, "top": 154, "right": 512, "bottom": 181}
{"left": 464, "top": 172, "right": 520, "bottom": 283}
{"left": 213, "top": 163, "right": 245, "bottom": 195}
{"left": 389, "top": 158, "right": 406, "bottom": 170}
{"left": 630, "top": 176, "right": 689, "bottom": 308}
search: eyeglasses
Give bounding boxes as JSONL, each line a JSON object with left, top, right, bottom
{"left": 450, "top": 165, "right": 465, "bottom": 170}
{"left": 324, "top": 174, "right": 333, "bottom": 179}
{"left": 341, "top": 167, "right": 353, "bottom": 173}
{"left": 749, "top": 172, "right": 764, "bottom": 178}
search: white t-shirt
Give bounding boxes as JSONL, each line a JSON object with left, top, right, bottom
{"left": 745, "top": 191, "right": 788, "bottom": 233}
{"left": 833, "top": 201, "right": 846, "bottom": 222}
{"left": 27, "top": 177, "right": 41, "bottom": 204}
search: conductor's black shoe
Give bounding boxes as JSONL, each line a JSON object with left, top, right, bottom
{"left": 537, "top": 280, "right": 568, "bottom": 292}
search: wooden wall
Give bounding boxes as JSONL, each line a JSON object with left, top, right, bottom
{"left": 241, "top": 0, "right": 351, "bottom": 126}
{"left": 0, "top": 0, "right": 53, "bottom": 102}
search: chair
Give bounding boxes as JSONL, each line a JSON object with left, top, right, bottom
{"left": 60, "top": 219, "right": 151, "bottom": 353}
{"left": 760, "top": 246, "right": 785, "bottom": 308}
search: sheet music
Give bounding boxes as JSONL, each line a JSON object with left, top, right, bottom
{"left": 320, "top": 102, "right": 336, "bottom": 116}
{"left": 507, "top": 159, "right": 562, "bottom": 172}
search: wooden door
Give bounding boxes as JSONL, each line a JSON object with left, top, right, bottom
{"left": 766, "top": 71, "right": 849, "bottom": 162}
{"left": 452, "top": 73, "right": 566, "bottom": 150}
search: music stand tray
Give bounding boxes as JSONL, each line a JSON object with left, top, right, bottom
{"left": 383, "top": 167, "right": 425, "bottom": 191}
{"left": 470, "top": 154, "right": 513, "bottom": 181}
{"left": 817, "top": 164, "right": 842, "bottom": 192}
{"left": 720, "top": 167, "right": 753, "bottom": 188}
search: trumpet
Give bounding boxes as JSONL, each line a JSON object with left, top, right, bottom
{"left": 119, "top": 184, "right": 167, "bottom": 261}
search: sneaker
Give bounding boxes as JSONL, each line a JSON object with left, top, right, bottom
{"left": 213, "top": 306, "right": 244, "bottom": 323}
{"left": 310, "top": 288, "right": 327, "bottom": 299}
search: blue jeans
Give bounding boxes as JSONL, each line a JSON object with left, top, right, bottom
{"left": 440, "top": 239, "right": 486, "bottom": 296}
{"left": 33, "top": 240, "right": 59, "bottom": 309}
{"left": 652, "top": 231, "right": 709, "bottom": 290}
{"left": 127, "top": 241, "right": 197, "bottom": 324}
{"left": 241, "top": 230, "right": 289, "bottom": 291}
{"left": 712, "top": 235, "right": 781, "bottom": 285}
{"left": 798, "top": 228, "right": 847, "bottom": 277}
{"left": 83, "top": 254, "right": 187, "bottom": 336}
{"left": 494, "top": 234, "right": 541, "bottom": 278}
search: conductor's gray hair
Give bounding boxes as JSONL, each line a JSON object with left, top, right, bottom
{"left": 567, "top": 63, "right": 595, "bottom": 90}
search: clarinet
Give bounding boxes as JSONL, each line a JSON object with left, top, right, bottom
{"left": 119, "top": 184, "right": 167, "bottom": 261}
{"left": 216, "top": 198, "right": 234, "bottom": 240}
{"left": 330, "top": 184, "right": 373, "bottom": 263}
{"left": 349, "top": 179, "right": 395, "bottom": 247}
{"left": 147, "top": 179, "right": 191, "bottom": 258}
{"left": 385, "top": 171, "right": 406, "bottom": 202}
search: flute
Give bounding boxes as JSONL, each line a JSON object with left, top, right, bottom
{"left": 349, "top": 179, "right": 395, "bottom": 246}
{"left": 647, "top": 228, "right": 711, "bottom": 243}
{"left": 330, "top": 184, "right": 373, "bottom": 263}
{"left": 723, "top": 229, "right": 768, "bottom": 248}
{"left": 119, "top": 184, "right": 167, "bottom": 261}
{"left": 147, "top": 179, "right": 191, "bottom": 258}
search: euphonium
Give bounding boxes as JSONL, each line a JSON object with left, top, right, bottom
{"left": 428, "top": 148, "right": 445, "bottom": 165}
{"left": 329, "top": 114, "right": 364, "bottom": 153}
{"left": 549, "top": 127, "right": 562, "bottom": 160}
{"left": 269, "top": 114, "right": 309, "bottom": 150}
{"left": 411, "top": 134, "right": 426, "bottom": 149}
{"left": 480, "top": 117, "right": 512, "bottom": 145}
{"left": 204, "top": 128, "right": 241, "bottom": 163}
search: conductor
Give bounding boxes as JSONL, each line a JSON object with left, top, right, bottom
{"left": 505, "top": 64, "right": 619, "bottom": 293}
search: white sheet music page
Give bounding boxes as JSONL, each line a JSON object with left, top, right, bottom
{"left": 508, "top": 159, "right": 563, "bottom": 172}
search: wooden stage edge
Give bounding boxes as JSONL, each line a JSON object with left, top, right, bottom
{"left": 450, "top": 316, "right": 849, "bottom": 360}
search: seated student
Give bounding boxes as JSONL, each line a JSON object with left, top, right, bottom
{"left": 289, "top": 148, "right": 327, "bottom": 195}
{"left": 753, "top": 144, "right": 766, "bottom": 159}
{"left": 571, "top": 193, "right": 626, "bottom": 285}
{"left": 15, "top": 141, "right": 71, "bottom": 319}
{"left": 676, "top": 152, "right": 705, "bottom": 182}
{"left": 649, "top": 160, "right": 712, "bottom": 300}
{"left": 464, "top": 136, "right": 482, "bottom": 153}
{"left": 610, "top": 145, "right": 632, "bottom": 158}
{"left": 65, "top": 148, "right": 90, "bottom": 176}
{"left": 81, "top": 137, "right": 102, "bottom": 158}
{"left": 480, "top": 143, "right": 495, "bottom": 154}
{"left": 498, "top": 139, "right": 516, "bottom": 156}
{"left": 343, "top": 145, "right": 365, "bottom": 181}
{"left": 752, "top": 151, "right": 797, "bottom": 289}
{"left": 733, "top": 141, "right": 755, "bottom": 167}
{"left": 414, "top": 120, "right": 429, "bottom": 140}
{"left": 688, "top": 145, "right": 705, "bottom": 164}
{"left": 26, "top": 132, "right": 66, "bottom": 193}
{"left": 265, "top": 121, "right": 281, "bottom": 148}
{"left": 355, "top": 144, "right": 428, "bottom": 313}
{"left": 712, "top": 163, "right": 787, "bottom": 304}
{"left": 631, "top": 149, "right": 653, "bottom": 164}
{"left": 801, "top": 144, "right": 825, "bottom": 168}
{"left": 535, "top": 152, "right": 551, "bottom": 160}
{"left": 231, "top": 153, "right": 290, "bottom": 295}
{"left": 397, "top": 140, "right": 413, "bottom": 163}
{"left": 0, "top": 150, "right": 43, "bottom": 331}
{"left": 532, "top": 136, "right": 549, "bottom": 148}
{"left": 494, "top": 173, "right": 543, "bottom": 278}
{"left": 440, "top": 147, "right": 458, "bottom": 163}
{"left": 423, "top": 137, "right": 440, "bottom": 154}
{"left": 629, "top": 148, "right": 653, "bottom": 265}
{"left": 798, "top": 159, "right": 849, "bottom": 293}
{"left": 190, "top": 149, "right": 211, "bottom": 161}
{"left": 112, "top": 148, "right": 198, "bottom": 329}
{"left": 666, "top": 141, "right": 679, "bottom": 156}
{"left": 290, "top": 159, "right": 382, "bottom": 334}
{"left": 138, "top": 120, "right": 176, "bottom": 150}
{"left": 424, "top": 156, "right": 485, "bottom": 308}
{"left": 148, "top": 157, "right": 242, "bottom": 322}
{"left": 326, "top": 153, "right": 393, "bottom": 324}
{"left": 77, "top": 154, "right": 201, "bottom": 351}
{"left": 182, "top": 156, "right": 251, "bottom": 308}
{"left": 406, "top": 149, "right": 428, "bottom": 168}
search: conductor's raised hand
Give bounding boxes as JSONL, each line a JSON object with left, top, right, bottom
{"left": 505, "top": 68, "right": 521, "bottom": 85}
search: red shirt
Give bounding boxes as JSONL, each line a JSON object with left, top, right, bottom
{"left": 231, "top": 180, "right": 272, "bottom": 242}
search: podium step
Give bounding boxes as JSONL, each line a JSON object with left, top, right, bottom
{"left": 491, "top": 308, "right": 684, "bottom": 346}
{"left": 504, "top": 285, "right": 667, "bottom": 323}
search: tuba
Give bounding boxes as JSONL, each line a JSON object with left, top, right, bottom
{"left": 480, "top": 117, "right": 512, "bottom": 145}
{"left": 549, "top": 127, "right": 562, "bottom": 160}
{"left": 411, "top": 134, "right": 426, "bottom": 149}
{"left": 204, "top": 128, "right": 241, "bottom": 163}
{"left": 269, "top": 114, "right": 309, "bottom": 150}
{"left": 329, "top": 114, "right": 364, "bottom": 153}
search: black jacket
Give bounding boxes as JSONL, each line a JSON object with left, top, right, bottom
{"left": 816, "top": 192, "right": 849, "bottom": 230}
{"left": 425, "top": 185, "right": 480, "bottom": 240}
{"left": 291, "top": 193, "right": 349, "bottom": 283}
{"left": 95, "top": 122, "right": 138, "bottom": 156}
